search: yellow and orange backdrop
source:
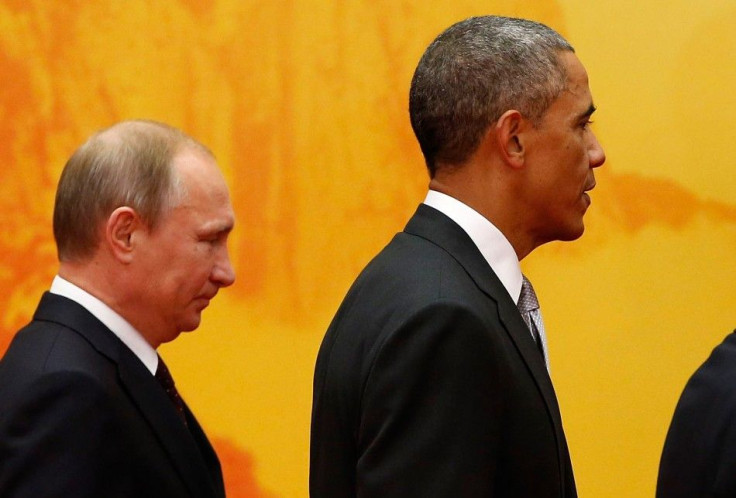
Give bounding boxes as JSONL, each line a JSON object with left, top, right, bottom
{"left": 2, "top": 1, "right": 735, "bottom": 496}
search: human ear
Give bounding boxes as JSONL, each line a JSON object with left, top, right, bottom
{"left": 494, "top": 109, "right": 525, "bottom": 168}
{"left": 105, "top": 207, "right": 141, "bottom": 263}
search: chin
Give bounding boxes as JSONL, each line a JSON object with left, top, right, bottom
{"left": 180, "top": 316, "right": 203, "bottom": 332}
{"left": 556, "top": 222, "right": 586, "bottom": 242}
{"left": 157, "top": 331, "right": 184, "bottom": 347}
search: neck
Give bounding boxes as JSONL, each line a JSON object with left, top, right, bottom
{"left": 428, "top": 173, "right": 536, "bottom": 260}
{"left": 58, "top": 259, "right": 163, "bottom": 348}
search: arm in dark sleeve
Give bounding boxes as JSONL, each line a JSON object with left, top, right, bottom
{"left": 0, "top": 371, "right": 131, "bottom": 498}
{"left": 357, "top": 301, "right": 504, "bottom": 497}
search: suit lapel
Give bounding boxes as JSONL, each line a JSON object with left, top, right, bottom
{"left": 184, "top": 403, "right": 225, "bottom": 497}
{"left": 117, "top": 356, "right": 223, "bottom": 498}
{"left": 33, "top": 293, "right": 223, "bottom": 498}
{"left": 404, "top": 205, "right": 568, "bottom": 468}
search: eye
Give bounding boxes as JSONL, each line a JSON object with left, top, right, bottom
{"left": 199, "top": 234, "right": 219, "bottom": 245}
{"left": 198, "top": 226, "right": 232, "bottom": 246}
{"left": 201, "top": 231, "right": 229, "bottom": 246}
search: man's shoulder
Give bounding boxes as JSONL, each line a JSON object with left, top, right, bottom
{"left": 366, "top": 229, "right": 469, "bottom": 276}
{"left": 327, "top": 229, "right": 495, "bottom": 348}
{"left": 693, "top": 331, "right": 736, "bottom": 377}
{"left": 0, "top": 332, "right": 119, "bottom": 430}
{"left": 0, "top": 312, "right": 117, "bottom": 389}
{"left": 677, "top": 331, "right": 736, "bottom": 406}
{"left": 346, "top": 233, "right": 476, "bottom": 309}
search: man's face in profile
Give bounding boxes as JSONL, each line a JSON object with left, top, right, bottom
{"left": 521, "top": 51, "right": 606, "bottom": 245}
{"left": 134, "top": 148, "right": 236, "bottom": 346}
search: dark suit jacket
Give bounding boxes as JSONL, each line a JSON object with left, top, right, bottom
{"left": 657, "top": 330, "right": 736, "bottom": 497}
{"left": 310, "top": 204, "right": 576, "bottom": 497}
{"left": 0, "top": 292, "right": 225, "bottom": 498}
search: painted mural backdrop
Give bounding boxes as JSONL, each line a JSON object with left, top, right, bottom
{"left": 1, "top": 0, "right": 735, "bottom": 496}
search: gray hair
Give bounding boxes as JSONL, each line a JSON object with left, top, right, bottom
{"left": 409, "top": 16, "right": 574, "bottom": 176}
{"left": 53, "top": 120, "right": 213, "bottom": 262}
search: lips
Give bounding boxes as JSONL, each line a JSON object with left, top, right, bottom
{"left": 581, "top": 182, "right": 595, "bottom": 207}
{"left": 196, "top": 291, "right": 218, "bottom": 307}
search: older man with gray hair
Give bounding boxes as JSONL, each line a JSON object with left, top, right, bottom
{"left": 0, "top": 120, "right": 235, "bottom": 497}
{"left": 311, "top": 15, "right": 604, "bottom": 497}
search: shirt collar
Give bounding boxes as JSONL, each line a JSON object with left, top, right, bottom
{"left": 49, "top": 275, "right": 159, "bottom": 375}
{"left": 423, "top": 190, "right": 523, "bottom": 302}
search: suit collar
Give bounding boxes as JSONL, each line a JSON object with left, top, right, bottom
{"left": 404, "top": 204, "right": 514, "bottom": 309}
{"left": 404, "top": 204, "right": 568, "bottom": 476}
{"left": 49, "top": 276, "right": 158, "bottom": 373}
{"left": 33, "top": 292, "right": 224, "bottom": 498}
{"left": 423, "top": 191, "right": 523, "bottom": 301}
{"left": 34, "top": 292, "right": 123, "bottom": 364}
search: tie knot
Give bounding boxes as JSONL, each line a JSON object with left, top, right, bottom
{"left": 518, "top": 275, "right": 540, "bottom": 313}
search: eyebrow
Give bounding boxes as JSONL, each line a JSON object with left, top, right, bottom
{"left": 201, "top": 219, "right": 235, "bottom": 236}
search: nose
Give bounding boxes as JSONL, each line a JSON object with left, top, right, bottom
{"left": 588, "top": 130, "right": 606, "bottom": 169}
{"left": 212, "top": 246, "right": 236, "bottom": 288}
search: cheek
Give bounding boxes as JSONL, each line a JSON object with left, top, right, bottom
{"left": 561, "top": 142, "right": 590, "bottom": 180}
{"left": 164, "top": 255, "right": 209, "bottom": 294}
{"left": 186, "top": 251, "right": 217, "bottom": 284}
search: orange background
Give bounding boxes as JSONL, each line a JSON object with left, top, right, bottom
{"left": 1, "top": 1, "right": 735, "bottom": 496}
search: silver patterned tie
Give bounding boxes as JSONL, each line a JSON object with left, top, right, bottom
{"left": 517, "top": 275, "right": 550, "bottom": 370}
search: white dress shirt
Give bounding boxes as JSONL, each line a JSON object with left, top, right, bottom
{"left": 424, "top": 190, "right": 523, "bottom": 300}
{"left": 49, "top": 275, "right": 158, "bottom": 375}
{"left": 423, "top": 190, "right": 550, "bottom": 367}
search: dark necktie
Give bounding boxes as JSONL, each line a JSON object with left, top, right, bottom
{"left": 517, "top": 275, "right": 548, "bottom": 368}
{"left": 155, "top": 355, "right": 188, "bottom": 427}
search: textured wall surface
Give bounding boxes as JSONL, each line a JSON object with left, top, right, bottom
{"left": 1, "top": 1, "right": 735, "bottom": 496}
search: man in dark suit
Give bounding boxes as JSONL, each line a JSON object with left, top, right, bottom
{"left": 310, "top": 16, "right": 605, "bottom": 497}
{"left": 657, "top": 331, "right": 736, "bottom": 497}
{"left": 0, "top": 120, "right": 235, "bottom": 497}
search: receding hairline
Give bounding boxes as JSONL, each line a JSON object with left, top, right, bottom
{"left": 89, "top": 120, "right": 216, "bottom": 210}
{"left": 52, "top": 119, "right": 217, "bottom": 262}
{"left": 90, "top": 120, "right": 216, "bottom": 204}
{"left": 92, "top": 119, "right": 215, "bottom": 159}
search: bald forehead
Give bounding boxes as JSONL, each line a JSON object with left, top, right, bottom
{"left": 170, "top": 147, "right": 227, "bottom": 197}
{"left": 91, "top": 120, "right": 213, "bottom": 159}
{"left": 94, "top": 120, "right": 168, "bottom": 146}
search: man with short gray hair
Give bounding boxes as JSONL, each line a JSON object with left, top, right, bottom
{"left": 311, "top": 15, "right": 604, "bottom": 497}
{"left": 0, "top": 120, "right": 235, "bottom": 497}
